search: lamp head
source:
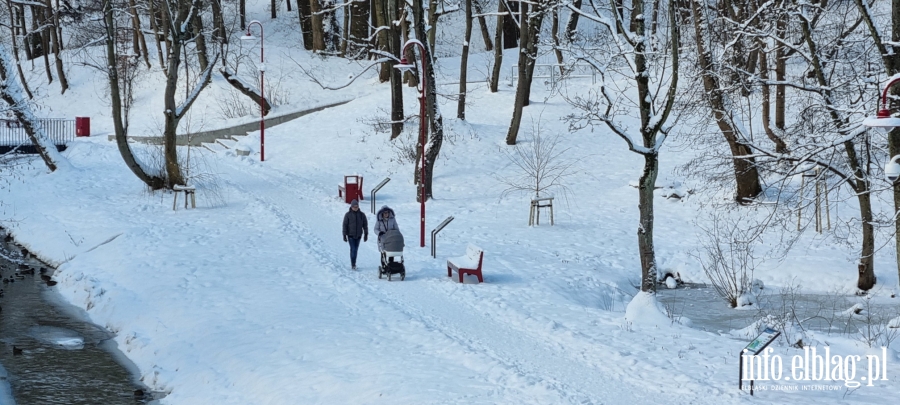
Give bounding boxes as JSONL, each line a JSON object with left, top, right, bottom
{"left": 240, "top": 33, "right": 256, "bottom": 41}
{"left": 886, "top": 155, "right": 900, "bottom": 182}
{"left": 394, "top": 57, "right": 414, "bottom": 73}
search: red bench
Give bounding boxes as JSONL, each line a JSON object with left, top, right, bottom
{"left": 447, "top": 244, "right": 484, "bottom": 283}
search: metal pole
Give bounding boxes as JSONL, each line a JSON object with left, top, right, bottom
{"left": 419, "top": 46, "right": 426, "bottom": 248}
{"left": 246, "top": 21, "right": 265, "bottom": 162}
{"left": 258, "top": 22, "right": 265, "bottom": 162}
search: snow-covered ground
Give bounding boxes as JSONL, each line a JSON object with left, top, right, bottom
{"left": 1, "top": 4, "right": 900, "bottom": 404}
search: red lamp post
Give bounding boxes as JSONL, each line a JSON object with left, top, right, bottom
{"left": 241, "top": 21, "right": 266, "bottom": 161}
{"left": 395, "top": 39, "right": 428, "bottom": 248}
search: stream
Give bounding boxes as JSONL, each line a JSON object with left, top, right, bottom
{"left": 0, "top": 229, "right": 159, "bottom": 404}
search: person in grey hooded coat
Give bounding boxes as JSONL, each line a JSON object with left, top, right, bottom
{"left": 374, "top": 205, "right": 399, "bottom": 251}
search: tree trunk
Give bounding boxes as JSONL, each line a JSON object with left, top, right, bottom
{"left": 4, "top": 0, "right": 33, "bottom": 99}
{"left": 689, "top": 0, "right": 762, "bottom": 203}
{"left": 388, "top": 0, "right": 404, "bottom": 138}
{"left": 458, "top": 0, "right": 472, "bottom": 119}
{"left": 128, "top": 0, "right": 151, "bottom": 68}
{"left": 505, "top": 1, "right": 543, "bottom": 145}
{"left": 774, "top": 10, "right": 786, "bottom": 133}
{"left": 46, "top": 0, "right": 67, "bottom": 93}
{"left": 296, "top": 0, "right": 314, "bottom": 50}
{"left": 565, "top": 0, "right": 581, "bottom": 41}
{"left": 349, "top": 0, "right": 371, "bottom": 58}
{"left": 758, "top": 46, "right": 788, "bottom": 153}
{"left": 551, "top": 8, "right": 563, "bottom": 76}
{"left": 149, "top": 0, "right": 167, "bottom": 69}
{"left": 0, "top": 43, "right": 65, "bottom": 172}
{"left": 309, "top": 0, "right": 327, "bottom": 51}
{"left": 474, "top": 0, "right": 492, "bottom": 51}
{"left": 502, "top": 0, "right": 519, "bottom": 49}
{"left": 427, "top": 0, "right": 438, "bottom": 51}
{"left": 220, "top": 68, "right": 273, "bottom": 115}
{"left": 103, "top": 0, "right": 165, "bottom": 189}
{"left": 638, "top": 152, "right": 659, "bottom": 293}
{"left": 489, "top": 0, "right": 505, "bottom": 92}
{"left": 192, "top": 11, "right": 209, "bottom": 72}
{"left": 798, "top": 5, "right": 876, "bottom": 291}
{"left": 845, "top": 139, "right": 877, "bottom": 291}
{"left": 413, "top": 0, "right": 443, "bottom": 200}
{"left": 210, "top": 0, "right": 226, "bottom": 43}
{"left": 341, "top": 3, "right": 351, "bottom": 56}
{"left": 240, "top": 0, "right": 246, "bottom": 29}
{"left": 38, "top": 6, "right": 53, "bottom": 82}
{"left": 162, "top": 0, "right": 197, "bottom": 188}
{"left": 17, "top": 5, "right": 32, "bottom": 61}
{"left": 272, "top": 0, "right": 277, "bottom": 18}
{"left": 374, "top": 0, "right": 390, "bottom": 81}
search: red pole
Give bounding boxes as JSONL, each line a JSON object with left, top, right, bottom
{"left": 258, "top": 22, "right": 265, "bottom": 162}
{"left": 419, "top": 47, "right": 427, "bottom": 248}
{"left": 398, "top": 40, "right": 428, "bottom": 248}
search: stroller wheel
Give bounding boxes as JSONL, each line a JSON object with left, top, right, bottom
{"left": 401, "top": 271, "right": 405, "bottom": 281}
{"left": 378, "top": 266, "right": 382, "bottom": 279}
{"left": 388, "top": 273, "right": 392, "bottom": 281}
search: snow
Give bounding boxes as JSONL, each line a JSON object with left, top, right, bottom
{"left": 1, "top": 3, "right": 899, "bottom": 405}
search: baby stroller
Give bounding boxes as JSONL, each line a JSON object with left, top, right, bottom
{"left": 378, "top": 229, "right": 405, "bottom": 281}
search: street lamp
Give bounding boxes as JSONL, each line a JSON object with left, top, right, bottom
{"left": 394, "top": 39, "right": 428, "bottom": 248}
{"left": 241, "top": 20, "right": 266, "bottom": 161}
{"left": 863, "top": 76, "right": 900, "bottom": 181}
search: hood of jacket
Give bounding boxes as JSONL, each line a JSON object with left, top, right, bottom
{"left": 376, "top": 206, "right": 395, "bottom": 219}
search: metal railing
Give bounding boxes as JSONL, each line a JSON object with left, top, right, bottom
{"left": 431, "top": 216, "right": 454, "bottom": 258}
{"left": 371, "top": 177, "right": 391, "bottom": 214}
{"left": 0, "top": 118, "right": 75, "bottom": 147}
{"left": 510, "top": 62, "right": 597, "bottom": 88}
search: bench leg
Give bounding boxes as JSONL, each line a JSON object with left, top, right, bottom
{"left": 172, "top": 191, "right": 178, "bottom": 211}
{"left": 476, "top": 270, "right": 483, "bottom": 283}
{"left": 528, "top": 203, "right": 534, "bottom": 226}
{"left": 550, "top": 204, "right": 554, "bottom": 226}
{"left": 458, "top": 271, "right": 464, "bottom": 283}
{"left": 447, "top": 265, "right": 452, "bottom": 277}
{"left": 190, "top": 191, "right": 196, "bottom": 208}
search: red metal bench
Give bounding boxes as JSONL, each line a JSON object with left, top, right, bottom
{"left": 447, "top": 244, "right": 484, "bottom": 283}
{"left": 338, "top": 175, "right": 364, "bottom": 204}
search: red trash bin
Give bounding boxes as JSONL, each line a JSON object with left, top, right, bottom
{"left": 75, "top": 117, "right": 90, "bottom": 137}
{"left": 339, "top": 175, "right": 364, "bottom": 204}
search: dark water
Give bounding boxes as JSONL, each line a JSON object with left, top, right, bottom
{"left": 0, "top": 231, "right": 159, "bottom": 404}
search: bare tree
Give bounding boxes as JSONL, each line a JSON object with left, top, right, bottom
{"left": 0, "top": 42, "right": 68, "bottom": 172}
{"left": 505, "top": 0, "right": 549, "bottom": 145}
{"left": 854, "top": 0, "right": 900, "bottom": 287}
{"left": 566, "top": 0, "right": 680, "bottom": 293}
{"left": 498, "top": 119, "right": 578, "bottom": 201}
{"left": 103, "top": 0, "right": 166, "bottom": 188}
{"left": 687, "top": 0, "right": 763, "bottom": 203}
{"left": 161, "top": 0, "right": 218, "bottom": 188}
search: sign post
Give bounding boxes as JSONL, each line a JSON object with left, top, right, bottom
{"left": 739, "top": 327, "right": 781, "bottom": 395}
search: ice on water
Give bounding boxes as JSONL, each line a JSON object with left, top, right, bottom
{"left": 28, "top": 326, "right": 85, "bottom": 349}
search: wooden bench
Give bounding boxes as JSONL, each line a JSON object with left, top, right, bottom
{"left": 447, "top": 244, "right": 484, "bottom": 283}
{"left": 173, "top": 185, "right": 196, "bottom": 210}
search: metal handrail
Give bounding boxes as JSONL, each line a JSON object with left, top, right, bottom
{"left": 431, "top": 216, "right": 454, "bottom": 258}
{"left": 370, "top": 177, "right": 391, "bottom": 213}
{"left": 0, "top": 118, "right": 75, "bottom": 146}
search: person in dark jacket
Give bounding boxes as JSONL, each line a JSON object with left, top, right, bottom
{"left": 342, "top": 199, "right": 368, "bottom": 269}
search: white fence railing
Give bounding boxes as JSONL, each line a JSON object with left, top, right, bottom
{"left": 510, "top": 62, "right": 597, "bottom": 88}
